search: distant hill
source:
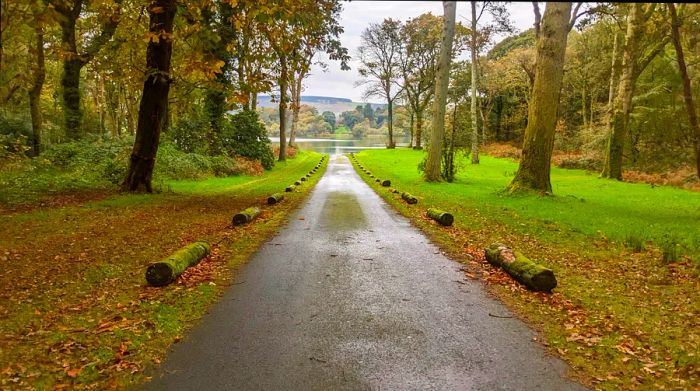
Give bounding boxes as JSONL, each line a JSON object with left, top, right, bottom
{"left": 257, "top": 95, "right": 386, "bottom": 116}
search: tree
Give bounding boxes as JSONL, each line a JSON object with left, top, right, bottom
{"left": 122, "top": 0, "right": 176, "bottom": 192}
{"left": 321, "top": 111, "right": 336, "bottom": 129}
{"left": 424, "top": 1, "right": 457, "bottom": 182}
{"left": 356, "top": 19, "right": 403, "bottom": 148}
{"left": 48, "top": 0, "right": 123, "bottom": 139}
{"left": 668, "top": 3, "right": 700, "bottom": 178}
{"left": 28, "top": 3, "right": 47, "bottom": 156}
{"left": 362, "top": 103, "right": 375, "bottom": 127}
{"left": 507, "top": 2, "right": 575, "bottom": 193}
{"left": 601, "top": 3, "right": 670, "bottom": 179}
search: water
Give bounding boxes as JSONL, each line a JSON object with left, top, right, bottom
{"left": 269, "top": 135, "right": 411, "bottom": 155}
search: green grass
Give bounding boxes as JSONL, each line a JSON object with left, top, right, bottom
{"left": 353, "top": 149, "right": 700, "bottom": 390}
{"left": 0, "top": 151, "right": 327, "bottom": 389}
{"left": 356, "top": 149, "right": 700, "bottom": 261}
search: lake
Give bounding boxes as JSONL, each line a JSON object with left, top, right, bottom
{"left": 269, "top": 135, "right": 411, "bottom": 155}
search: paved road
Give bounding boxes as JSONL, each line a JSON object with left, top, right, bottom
{"left": 146, "top": 155, "right": 585, "bottom": 391}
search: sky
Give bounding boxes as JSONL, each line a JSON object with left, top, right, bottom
{"left": 302, "top": 1, "right": 537, "bottom": 104}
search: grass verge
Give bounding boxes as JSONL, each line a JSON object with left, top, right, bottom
{"left": 351, "top": 149, "right": 699, "bottom": 390}
{"left": 0, "top": 151, "right": 327, "bottom": 390}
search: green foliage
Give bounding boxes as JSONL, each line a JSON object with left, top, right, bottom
{"left": 624, "top": 232, "right": 646, "bottom": 252}
{"left": 169, "top": 112, "right": 210, "bottom": 154}
{"left": 223, "top": 110, "right": 275, "bottom": 170}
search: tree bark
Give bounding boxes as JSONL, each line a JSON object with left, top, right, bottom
{"left": 424, "top": 1, "right": 456, "bottom": 181}
{"left": 668, "top": 3, "right": 700, "bottom": 179}
{"left": 414, "top": 110, "right": 423, "bottom": 149}
{"left": 387, "top": 98, "right": 395, "bottom": 148}
{"left": 602, "top": 4, "right": 645, "bottom": 180}
{"left": 470, "top": 0, "right": 480, "bottom": 164}
{"left": 507, "top": 2, "right": 571, "bottom": 193}
{"left": 278, "top": 55, "right": 289, "bottom": 161}
{"left": 122, "top": 0, "right": 176, "bottom": 192}
{"left": 289, "top": 74, "right": 302, "bottom": 147}
{"left": 29, "top": 15, "right": 46, "bottom": 156}
{"left": 146, "top": 241, "right": 211, "bottom": 287}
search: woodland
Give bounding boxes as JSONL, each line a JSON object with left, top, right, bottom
{"left": 1, "top": 0, "right": 699, "bottom": 389}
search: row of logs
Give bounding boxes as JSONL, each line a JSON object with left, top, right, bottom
{"left": 146, "top": 155, "right": 327, "bottom": 287}
{"left": 350, "top": 153, "right": 556, "bottom": 292}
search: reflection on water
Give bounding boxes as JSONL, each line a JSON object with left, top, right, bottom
{"left": 269, "top": 136, "right": 410, "bottom": 155}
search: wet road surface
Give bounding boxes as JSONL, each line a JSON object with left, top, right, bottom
{"left": 146, "top": 154, "right": 586, "bottom": 390}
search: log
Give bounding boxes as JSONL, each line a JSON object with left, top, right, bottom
{"left": 484, "top": 243, "right": 557, "bottom": 292}
{"left": 285, "top": 185, "right": 295, "bottom": 192}
{"left": 232, "top": 206, "right": 261, "bottom": 226}
{"left": 267, "top": 193, "right": 284, "bottom": 205}
{"left": 306, "top": 173, "right": 311, "bottom": 178}
{"left": 146, "top": 241, "right": 211, "bottom": 287}
{"left": 401, "top": 192, "right": 418, "bottom": 204}
{"left": 294, "top": 180, "right": 302, "bottom": 186}
{"left": 381, "top": 180, "right": 391, "bottom": 187}
{"left": 375, "top": 178, "right": 381, "bottom": 183}
{"left": 427, "top": 208, "right": 454, "bottom": 226}
{"left": 301, "top": 177, "right": 307, "bottom": 182}
{"left": 390, "top": 188, "right": 399, "bottom": 193}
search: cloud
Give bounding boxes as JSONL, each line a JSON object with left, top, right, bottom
{"left": 303, "top": 1, "right": 535, "bottom": 103}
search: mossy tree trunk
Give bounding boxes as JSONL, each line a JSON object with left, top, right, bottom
{"left": 414, "top": 110, "right": 422, "bottom": 149}
{"left": 470, "top": 0, "right": 480, "bottom": 165}
{"left": 507, "top": 2, "right": 572, "bottom": 193}
{"left": 29, "top": 10, "right": 45, "bottom": 156}
{"left": 387, "top": 99, "right": 395, "bottom": 148}
{"left": 668, "top": 3, "right": 700, "bottom": 179}
{"left": 424, "top": 1, "right": 457, "bottom": 182}
{"left": 121, "top": 0, "right": 176, "bottom": 192}
{"left": 278, "top": 54, "right": 289, "bottom": 161}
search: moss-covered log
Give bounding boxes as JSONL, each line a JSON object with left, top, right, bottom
{"left": 381, "top": 180, "right": 391, "bottom": 187}
{"left": 427, "top": 208, "right": 454, "bottom": 226}
{"left": 306, "top": 173, "right": 311, "bottom": 178}
{"left": 375, "top": 178, "right": 381, "bottom": 183}
{"left": 484, "top": 243, "right": 557, "bottom": 292}
{"left": 401, "top": 192, "right": 418, "bottom": 204}
{"left": 285, "top": 185, "right": 295, "bottom": 192}
{"left": 294, "top": 180, "right": 302, "bottom": 186}
{"left": 267, "top": 193, "right": 285, "bottom": 205}
{"left": 301, "top": 177, "right": 307, "bottom": 182}
{"left": 146, "top": 241, "right": 211, "bottom": 287}
{"left": 390, "top": 188, "right": 399, "bottom": 193}
{"left": 232, "top": 206, "right": 261, "bottom": 226}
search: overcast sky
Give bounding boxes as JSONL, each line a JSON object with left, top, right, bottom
{"left": 302, "top": 1, "right": 537, "bottom": 103}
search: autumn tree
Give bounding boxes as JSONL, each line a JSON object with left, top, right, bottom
{"left": 356, "top": 19, "right": 403, "bottom": 148}
{"left": 424, "top": 1, "right": 457, "bottom": 181}
{"left": 122, "top": 0, "right": 176, "bottom": 192}
{"left": 507, "top": 2, "right": 577, "bottom": 193}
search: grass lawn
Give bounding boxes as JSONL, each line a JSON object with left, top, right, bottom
{"left": 0, "top": 151, "right": 326, "bottom": 390}
{"left": 352, "top": 149, "right": 699, "bottom": 390}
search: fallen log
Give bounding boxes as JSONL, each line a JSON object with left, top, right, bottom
{"left": 285, "top": 185, "right": 295, "bottom": 192}
{"left": 146, "top": 241, "right": 211, "bottom": 287}
{"left": 306, "top": 173, "right": 311, "bottom": 178}
{"left": 427, "top": 208, "right": 454, "bottom": 226}
{"left": 301, "top": 177, "right": 307, "bottom": 182}
{"left": 375, "top": 178, "right": 381, "bottom": 183}
{"left": 390, "top": 188, "right": 399, "bottom": 193}
{"left": 401, "top": 192, "right": 418, "bottom": 204}
{"left": 232, "top": 206, "right": 261, "bottom": 226}
{"left": 267, "top": 193, "right": 285, "bottom": 205}
{"left": 381, "top": 180, "right": 391, "bottom": 187}
{"left": 484, "top": 243, "right": 557, "bottom": 292}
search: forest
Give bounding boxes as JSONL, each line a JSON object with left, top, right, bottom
{"left": 1, "top": 1, "right": 699, "bottom": 389}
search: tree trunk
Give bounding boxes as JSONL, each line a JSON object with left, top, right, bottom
{"left": 424, "top": 1, "right": 457, "bottom": 182}
{"left": 29, "top": 17, "right": 46, "bottom": 157}
{"left": 607, "top": 29, "right": 623, "bottom": 112}
{"left": 414, "top": 110, "right": 423, "bottom": 149}
{"left": 470, "top": 0, "right": 480, "bottom": 164}
{"left": 507, "top": 2, "right": 571, "bottom": 193}
{"left": 602, "top": 4, "right": 644, "bottom": 180}
{"left": 278, "top": 55, "right": 289, "bottom": 161}
{"left": 387, "top": 98, "right": 395, "bottom": 148}
{"left": 146, "top": 241, "right": 211, "bottom": 287}
{"left": 62, "top": 58, "right": 83, "bottom": 139}
{"left": 121, "top": 0, "right": 176, "bottom": 192}
{"left": 409, "top": 110, "right": 414, "bottom": 147}
{"left": 289, "top": 75, "right": 302, "bottom": 147}
{"left": 484, "top": 243, "right": 557, "bottom": 292}
{"left": 669, "top": 3, "right": 700, "bottom": 179}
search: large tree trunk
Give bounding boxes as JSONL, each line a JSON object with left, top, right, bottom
{"left": 414, "top": 110, "right": 423, "bottom": 149}
{"left": 289, "top": 75, "right": 302, "bottom": 147}
{"left": 29, "top": 16, "right": 45, "bottom": 156}
{"left": 62, "top": 60, "right": 84, "bottom": 140}
{"left": 409, "top": 110, "right": 414, "bottom": 148}
{"left": 278, "top": 54, "right": 289, "bottom": 161}
{"left": 507, "top": 2, "right": 571, "bottom": 193}
{"left": 424, "top": 1, "right": 456, "bottom": 181}
{"left": 122, "top": 0, "right": 176, "bottom": 192}
{"left": 470, "top": 0, "right": 480, "bottom": 164}
{"left": 669, "top": 3, "right": 700, "bottom": 179}
{"left": 601, "top": 4, "right": 645, "bottom": 180}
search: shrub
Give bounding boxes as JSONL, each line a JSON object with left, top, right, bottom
{"left": 222, "top": 110, "right": 275, "bottom": 170}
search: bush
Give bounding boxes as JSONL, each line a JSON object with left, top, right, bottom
{"left": 222, "top": 110, "right": 275, "bottom": 170}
